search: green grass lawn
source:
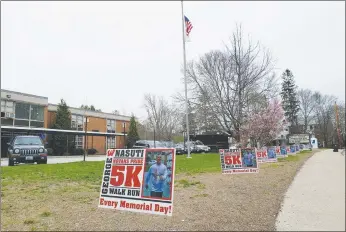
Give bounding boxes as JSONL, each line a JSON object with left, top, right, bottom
{"left": 1, "top": 153, "right": 222, "bottom": 185}
{"left": 1, "top": 151, "right": 312, "bottom": 185}
{"left": 277, "top": 150, "right": 312, "bottom": 162}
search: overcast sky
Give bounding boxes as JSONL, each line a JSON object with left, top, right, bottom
{"left": 1, "top": 1, "right": 345, "bottom": 120}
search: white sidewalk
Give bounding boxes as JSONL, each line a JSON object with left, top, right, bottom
{"left": 276, "top": 149, "right": 345, "bottom": 231}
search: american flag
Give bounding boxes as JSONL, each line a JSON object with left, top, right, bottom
{"left": 184, "top": 16, "right": 193, "bottom": 37}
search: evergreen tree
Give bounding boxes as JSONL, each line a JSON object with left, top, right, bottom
{"left": 127, "top": 115, "right": 140, "bottom": 148}
{"left": 51, "top": 99, "right": 72, "bottom": 155}
{"left": 280, "top": 69, "right": 300, "bottom": 126}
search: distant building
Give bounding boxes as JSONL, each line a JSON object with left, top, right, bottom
{"left": 1, "top": 89, "right": 131, "bottom": 155}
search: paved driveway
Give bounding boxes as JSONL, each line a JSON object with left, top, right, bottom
{"left": 0, "top": 155, "right": 106, "bottom": 166}
{"left": 276, "top": 149, "right": 345, "bottom": 231}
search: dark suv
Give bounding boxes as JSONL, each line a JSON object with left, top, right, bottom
{"left": 7, "top": 135, "right": 48, "bottom": 166}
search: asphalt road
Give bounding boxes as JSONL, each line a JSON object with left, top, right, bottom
{"left": 0, "top": 155, "right": 106, "bottom": 166}
{"left": 276, "top": 149, "right": 345, "bottom": 231}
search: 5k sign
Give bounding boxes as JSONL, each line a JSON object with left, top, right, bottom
{"left": 224, "top": 155, "right": 241, "bottom": 165}
{"left": 110, "top": 166, "right": 142, "bottom": 188}
{"left": 98, "top": 148, "right": 176, "bottom": 216}
{"left": 220, "top": 148, "right": 259, "bottom": 174}
{"left": 256, "top": 150, "right": 268, "bottom": 163}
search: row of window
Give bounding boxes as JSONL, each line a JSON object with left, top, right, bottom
{"left": 1, "top": 101, "right": 121, "bottom": 149}
{"left": 75, "top": 135, "right": 84, "bottom": 148}
{"left": 1, "top": 100, "right": 44, "bottom": 121}
{"left": 73, "top": 135, "right": 116, "bottom": 149}
{"left": 71, "top": 116, "right": 116, "bottom": 149}
{"left": 70, "top": 115, "right": 117, "bottom": 133}
{"left": 71, "top": 115, "right": 84, "bottom": 131}
{"left": 1, "top": 101, "right": 124, "bottom": 132}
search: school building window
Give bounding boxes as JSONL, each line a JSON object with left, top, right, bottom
{"left": 15, "top": 102, "right": 30, "bottom": 120}
{"left": 1, "top": 100, "right": 14, "bottom": 116}
{"left": 71, "top": 115, "right": 77, "bottom": 129}
{"left": 71, "top": 114, "right": 84, "bottom": 131}
{"left": 7, "top": 102, "right": 45, "bottom": 128}
{"left": 107, "top": 119, "right": 115, "bottom": 133}
{"left": 75, "top": 135, "right": 84, "bottom": 149}
{"left": 30, "top": 105, "right": 44, "bottom": 121}
{"left": 1, "top": 100, "right": 15, "bottom": 125}
{"left": 107, "top": 137, "right": 115, "bottom": 149}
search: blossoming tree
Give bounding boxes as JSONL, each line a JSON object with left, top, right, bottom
{"left": 240, "top": 99, "right": 286, "bottom": 147}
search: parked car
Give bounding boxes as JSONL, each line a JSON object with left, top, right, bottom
{"left": 175, "top": 142, "right": 196, "bottom": 154}
{"left": 160, "top": 141, "right": 175, "bottom": 148}
{"left": 7, "top": 135, "right": 48, "bottom": 166}
{"left": 133, "top": 140, "right": 167, "bottom": 149}
{"left": 133, "top": 140, "right": 151, "bottom": 149}
{"left": 194, "top": 140, "right": 211, "bottom": 153}
{"left": 175, "top": 143, "right": 187, "bottom": 155}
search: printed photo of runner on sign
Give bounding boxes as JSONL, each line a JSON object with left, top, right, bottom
{"left": 98, "top": 148, "right": 175, "bottom": 216}
{"left": 220, "top": 148, "right": 259, "bottom": 174}
{"left": 241, "top": 148, "right": 258, "bottom": 168}
{"left": 278, "top": 146, "right": 287, "bottom": 158}
{"left": 142, "top": 149, "right": 173, "bottom": 200}
{"left": 275, "top": 146, "right": 281, "bottom": 156}
{"left": 256, "top": 149, "right": 268, "bottom": 163}
{"left": 267, "top": 146, "right": 278, "bottom": 162}
{"left": 290, "top": 145, "right": 296, "bottom": 155}
{"left": 296, "top": 145, "right": 300, "bottom": 152}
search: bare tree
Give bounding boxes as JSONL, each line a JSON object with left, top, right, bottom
{"left": 338, "top": 103, "right": 345, "bottom": 146}
{"left": 297, "top": 88, "right": 316, "bottom": 132}
{"left": 173, "top": 91, "right": 221, "bottom": 135}
{"left": 338, "top": 103, "right": 345, "bottom": 138}
{"left": 330, "top": 101, "right": 345, "bottom": 146}
{"left": 312, "top": 91, "right": 337, "bottom": 147}
{"left": 143, "top": 94, "right": 180, "bottom": 141}
{"left": 193, "top": 94, "right": 221, "bottom": 134}
{"left": 175, "top": 24, "right": 277, "bottom": 142}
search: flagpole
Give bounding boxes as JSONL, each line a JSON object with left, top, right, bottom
{"left": 181, "top": 0, "right": 191, "bottom": 158}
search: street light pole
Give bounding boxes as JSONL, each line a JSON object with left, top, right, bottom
{"left": 123, "top": 122, "right": 126, "bottom": 149}
{"left": 84, "top": 116, "right": 88, "bottom": 162}
{"left": 83, "top": 98, "right": 88, "bottom": 162}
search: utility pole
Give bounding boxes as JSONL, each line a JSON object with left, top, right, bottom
{"left": 122, "top": 122, "right": 126, "bottom": 149}
{"left": 84, "top": 116, "right": 88, "bottom": 162}
{"left": 83, "top": 98, "right": 88, "bottom": 161}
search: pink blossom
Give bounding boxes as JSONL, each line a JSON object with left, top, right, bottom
{"left": 240, "top": 99, "right": 286, "bottom": 146}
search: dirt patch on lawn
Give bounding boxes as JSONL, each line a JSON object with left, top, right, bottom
{"left": 1, "top": 150, "right": 319, "bottom": 231}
